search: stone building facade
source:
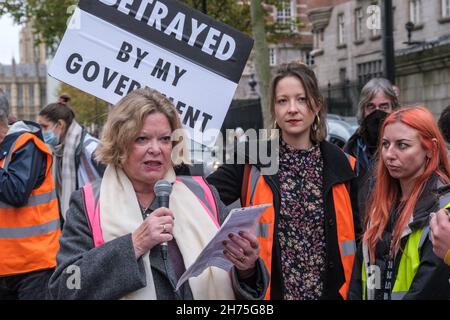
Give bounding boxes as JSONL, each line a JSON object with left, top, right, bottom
{"left": 0, "top": 23, "right": 47, "bottom": 121}
{"left": 234, "top": 0, "right": 316, "bottom": 100}
{"left": 308, "top": 0, "right": 450, "bottom": 117}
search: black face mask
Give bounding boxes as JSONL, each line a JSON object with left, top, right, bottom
{"left": 360, "top": 109, "right": 389, "bottom": 153}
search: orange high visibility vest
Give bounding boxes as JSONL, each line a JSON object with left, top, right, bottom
{"left": 0, "top": 132, "right": 60, "bottom": 276}
{"left": 242, "top": 156, "right": 356, "bottom": 300}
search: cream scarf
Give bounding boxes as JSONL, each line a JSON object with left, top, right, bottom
{"left": 99, "top": 165, "right": 235, "bottom": 300}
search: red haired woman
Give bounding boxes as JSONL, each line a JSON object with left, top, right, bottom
{"left": 349, "top": 107, "right": 450, "bottom": 300}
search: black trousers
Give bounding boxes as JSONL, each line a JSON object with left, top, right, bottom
{"left": 0, "top": 268, "right": 54, "bottom": 300}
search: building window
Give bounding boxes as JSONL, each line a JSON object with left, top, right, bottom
{"left": 357, "top": 60, "right": 383, "bottom": 86}
{"left": 2, "top": 85, "right": 11, "bottom": 103}
{"left": 314, "top": 31, "right": 320, "bottom": 48}
{"left": 355, "top": 8, "right": 364, "bottom": 41}
{"left": 276, "top": 1, "right": 295, "bottom": 31}
{"left": 443, "top": 0, "right": 450, "bottom": 17}
{"left": 28, "top": 84, "right": 34, "bottom": 107}
{"left": 40, "top": 86, "right": 46, "bottom": 107}
{"left": 409, "top": 0, "right": 422, "bottom": 24}
{"left": 337, "top": 14, "right": 345, "bottom": 45}
{"left": 306, "top": 52, "right": 314, "bottom": 66}
{"left": 17, "top": 84, "right": 24, "bottom": 108}
{"left": 269, "top": 48, "right": 277, "bottom": 66}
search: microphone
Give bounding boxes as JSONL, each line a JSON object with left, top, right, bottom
{"left": 154, "top": 180, "right": 172, "bottom": 259}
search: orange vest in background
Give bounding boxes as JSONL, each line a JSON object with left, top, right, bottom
{"left": 242, "top": 156, "right": 356, "bottom": 300}
{"left": 0, "top": 132, "right": 60, "bottom": 276}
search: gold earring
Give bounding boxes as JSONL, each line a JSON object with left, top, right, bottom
{"left": 313, "top": 114, "right": 320, "bottom": 131}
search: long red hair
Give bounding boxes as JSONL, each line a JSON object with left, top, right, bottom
{"left": 364, "top": 106, "right": 450, "bottom": 261}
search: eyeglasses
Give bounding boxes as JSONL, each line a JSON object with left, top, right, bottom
{"left": 365, "top": 103, "right": 392, "bottom": 113}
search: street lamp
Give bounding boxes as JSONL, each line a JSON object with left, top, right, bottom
{"left": 403, "top": 21, "right": 425, "bottom": 46}
{"left": 382, "top": 0, "right": 395, "bottom": 84}
{"left": 248, "top": 74, "right": 257, "bottom": 93}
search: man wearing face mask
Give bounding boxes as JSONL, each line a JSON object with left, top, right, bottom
{"left": 0, "top": 92, "right": 60, "bottom": 300}
{"left": 344, "top": 78, "right": 400, "bottom": 218}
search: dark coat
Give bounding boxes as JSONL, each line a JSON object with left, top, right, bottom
{"left": 344, "top": 131, "right": 377, "bottom": 221}
{"left": 0, "top": 121, "right": 47, "bottom": 207}
{"left": 48, "top": 181, "right": 268, "bottom": 300}
{"left": 207, "top": 140, "right": 361, "bottom": 300}
{"left": 348, "top": 176, "right": 450, "bottom": 300}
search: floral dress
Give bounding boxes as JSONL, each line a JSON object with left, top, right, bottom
{"left": 277, "top": 139, "right": 326, "bottom": 300}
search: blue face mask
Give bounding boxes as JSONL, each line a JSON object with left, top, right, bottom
{"left": 43, "top": 130, "right": 59, "bottom": 147}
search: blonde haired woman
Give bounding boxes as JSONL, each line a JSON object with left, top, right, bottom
{"left": 48, "top": 88, "right": 268, "bottom": 299}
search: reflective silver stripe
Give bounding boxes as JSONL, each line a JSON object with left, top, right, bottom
{"left": 253, "top": 222, "right": 269, "bottom": 238}
{"left": 2, "top": 137, "right": 20, "bottom": 170}
{"left": 0, "top": 218, "right": 60, "bottom": 239}
{"left": 0, "top": 190, "right": 57, "bottom": 209}
{"left": 341, "top": 240, "right": 356, "bottom": 257}
{"left": 391, "top": 291, "right": 407, "bottom": 300}
{"left": 439, "top": 192, "right": 450, "bottom": 210}
{"left": 419, "top": 226, "right": 429, "bottom": 250}
{"left": 249, "top": 166, "right": 260, "bottom": 204}
{"left": 177, "top": 177, "right": 215, "bottom": 216}
{"left": 83, "top": 138, "right": 97, "bottom": 149}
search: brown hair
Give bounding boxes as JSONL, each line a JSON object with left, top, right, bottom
{"left": 269, "top": 61, "right": 327, "bottom": 142}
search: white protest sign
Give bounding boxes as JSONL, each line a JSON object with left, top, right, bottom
{"left": 49, "top": 0, "right": 254, "bottom": 146}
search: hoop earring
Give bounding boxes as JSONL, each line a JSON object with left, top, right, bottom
{"left": 312, "top": 114, "right": 320, "bottom": 132}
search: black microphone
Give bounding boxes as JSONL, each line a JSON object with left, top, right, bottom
{"left": 154, "top": 180, "right": 172, "bottom": 260}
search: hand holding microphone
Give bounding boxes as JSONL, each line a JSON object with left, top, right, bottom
{"left": 154, "top": 180, "right": 173, "bottom": 260}
{"left": 131, "top": 180, "right": 173, "bottom": 259}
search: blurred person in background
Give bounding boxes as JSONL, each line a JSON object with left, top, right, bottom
{"left": 0, "top": 91, "right": 60, "bottom": 300}
{"left": 38, "top": 102, "right": 105, "bottom": 220}
{"left": 344, "top": 78, "right": 400, "bottom": 219}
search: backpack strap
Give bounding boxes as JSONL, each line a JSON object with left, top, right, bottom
{"left": 81, "top": 183, "right": 104, "bottom": 247}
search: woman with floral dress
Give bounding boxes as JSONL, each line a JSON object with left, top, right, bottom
{"left": 208, "top": 61, "right": 361, "bottom": 300}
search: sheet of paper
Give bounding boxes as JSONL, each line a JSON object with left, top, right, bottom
{"left": 175, "top": 203, "right": 271, "bottom": 291}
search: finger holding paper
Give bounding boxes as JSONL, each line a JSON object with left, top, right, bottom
{"left": 223, "top": 231, "right": 260, "bottom": 275}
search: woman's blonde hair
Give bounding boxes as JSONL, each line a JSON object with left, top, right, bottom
{"left": 96, "top": 88, "right": 189, "bottom": 167}
{"left": 269, "top": 61, "right": 327, "bottom": 142}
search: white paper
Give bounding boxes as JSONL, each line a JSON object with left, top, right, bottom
{"left": 175, "top": 203, "right": 271, "bottom": 291}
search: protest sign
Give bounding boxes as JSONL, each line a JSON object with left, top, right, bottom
{"left": 49, "top": 0, "right": 254, "bottom": 145}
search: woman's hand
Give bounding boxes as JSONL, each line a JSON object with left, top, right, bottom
{"left": 223, "top": 231, "right": 260, "bottom": 278}
{"left": 132, "top": 208, "right": 174, "bottom": 259}
{"left": 430, "top": 209, "right": 450, "bottom": 261}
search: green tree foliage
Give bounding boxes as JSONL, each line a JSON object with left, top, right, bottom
{"left": 0, "top": 0, "right": 77, "bottom": 49}
{"left": 180, "top": 0, "right": 252, "bottom": 35}
{"left": 58, "top": 83, "right": 109, "bottom": 127}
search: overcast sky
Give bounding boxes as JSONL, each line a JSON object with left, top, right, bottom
{"left": 0, "top": 15, "right": 21, "bottom": 64}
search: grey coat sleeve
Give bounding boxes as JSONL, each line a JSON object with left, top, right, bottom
{"left": 48, "top": 190, "right": 147, "bottom": 300}
{"left": 211, "top": 185, "right": 269, "bottom": 300}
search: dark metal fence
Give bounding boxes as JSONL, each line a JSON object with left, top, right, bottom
{"left": 322, "top": 80, "right": 363, "bottom": 117}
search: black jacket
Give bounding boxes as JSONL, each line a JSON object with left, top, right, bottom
{"left": 344, "top": 131, "right": 376, "bottom": 219}
{"left": 348, "top": 176, "right": 450, "bottom": 300}
{"left": 207, "top": 140, "right": 361, "bottom": 300}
